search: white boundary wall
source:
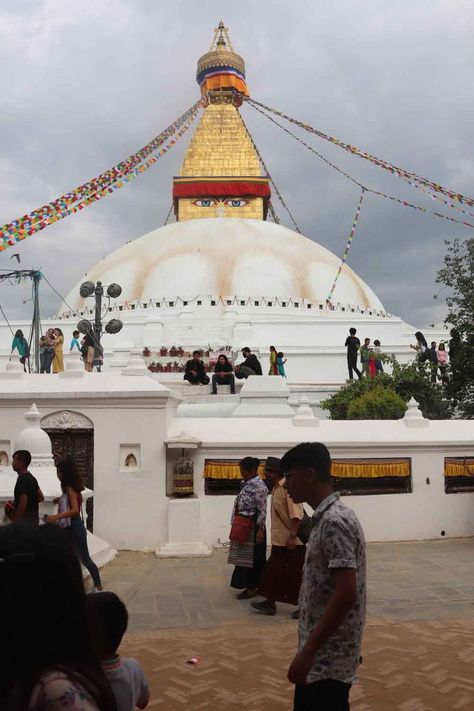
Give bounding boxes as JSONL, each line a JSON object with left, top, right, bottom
{"left": 169, "top": 417, "right": 474, "bottom": 546}
{"left": 0, "top": 371, "right": 472, "bottom": 551}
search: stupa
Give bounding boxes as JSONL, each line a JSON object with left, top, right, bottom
{"left": 53, "top": 22, "right": 430, "bottom": 383}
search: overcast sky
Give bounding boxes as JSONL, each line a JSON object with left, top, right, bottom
{"left": 0, "top": 0, "right": 473, "bottom": 326}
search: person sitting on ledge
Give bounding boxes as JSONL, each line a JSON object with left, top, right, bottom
{"left": 184, "top": 350, "right": 210, "bottom": 386}
{"left": 234, "top": 347, "right": 262, "bottom": 379}
{"left": 212, "top": 354, "right": 235, "bottom": 394}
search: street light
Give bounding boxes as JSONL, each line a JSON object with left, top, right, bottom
{"left": 78, "top": 280, "right": 123, "bottom": 369}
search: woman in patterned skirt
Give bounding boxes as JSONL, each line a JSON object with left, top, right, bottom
{"left": 228, "top": 456, "right": 268, "bottom": 599}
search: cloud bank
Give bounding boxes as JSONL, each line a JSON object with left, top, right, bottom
{"left": 0, "top": 0, "right": 472, "bottom": 328}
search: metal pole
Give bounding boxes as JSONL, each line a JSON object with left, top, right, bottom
{"left": 32, "top": 272, "right": 41, "bottom": 373}
{"left": 93, "top": 281, "right": 103, "bottom": 369}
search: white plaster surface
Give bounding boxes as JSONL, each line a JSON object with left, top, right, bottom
{"left": 171, "top": 416, "right": 474, "bottom": 545}
{"left": 156, "top": 498, "right": 212, "bottom": 558}
{"left": 0, "top": 403, "right": 118, "bottom": 571}
{"left": 0, "top": 372, "right": 471, "bottom": 554}
{"left": 59, "top": 219, "right": 385, "bottom": 314}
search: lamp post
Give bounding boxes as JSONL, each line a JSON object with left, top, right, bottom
{"left": 78, "top": 281, "right": 123, "bottom": 369}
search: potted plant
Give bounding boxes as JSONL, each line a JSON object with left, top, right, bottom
{"left": 143, "top": 347, "right": 151, "bottom": 357}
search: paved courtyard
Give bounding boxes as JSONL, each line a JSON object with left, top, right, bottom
{"left": 101, "top": 539, "right": 474, "bottom": 709}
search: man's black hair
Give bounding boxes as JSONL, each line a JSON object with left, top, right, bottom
{"left": 86, "top": 591, "right": 128, "bottom": 655}
{"left": 13, "top": 450, "right": 32, "bottom": 468}
{"left": 192, "top": 350, "right": 202, "bottom": 357}
{"left": 349, "top": 327, "right": 357, "bottom": 335}
{"left": 281, "top": 442, "right": 332, "bottom": 482}
{"left": 239, "top": 456, "right": 260, "bottom": 472}
{"left": 242, "top": 346, "right": 251, "bottom": 354}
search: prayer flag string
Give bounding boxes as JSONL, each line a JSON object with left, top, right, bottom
{"left": 0, "top": 101, "right": 201, "bottom": 250}
{"left": 327, "top": 188, "right": 366, "bottom": 303}
{"left": 247, "top": 101, "right": 474, "bottom": 230}
{"left": 0, "top": 111, "right": 199, "bottom": 252}
{"left": 247, "top": 98, "right": 474, "bottom": 209}
{"left": 238, "top": 110, "right": 302, "bottom": 233}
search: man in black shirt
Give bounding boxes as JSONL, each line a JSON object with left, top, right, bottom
{"left": 235, "top": 347, "right": 263, "bottom": 379}
{"left": 184, "top": 351, "right": 210, "bottom": 386}
{"left": 8, "top": 450, "right": 43, "bottom": 525}
{"left": 345, "top": 328, "right": 362, "bottom": 380}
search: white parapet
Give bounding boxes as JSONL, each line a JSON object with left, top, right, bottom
{"left": 231, "top": 375, "right": 294, "bottom": 417}
{"left": 403, "top": 397, "right": 429, "bottom": 428}
{"left": 156, "top": 497, "right": 212, "bottom": 558}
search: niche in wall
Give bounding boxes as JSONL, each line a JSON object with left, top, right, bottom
{"left": 120, "top": 444, "right": 141, "bottom": 472}
{"left": 0, "top": 444, "right": 10, "bottom": 467}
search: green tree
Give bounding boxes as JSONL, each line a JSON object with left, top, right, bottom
{"left": 347, "top": 386, "right": 406, "bottom": 420}
{"left": 320, "top": 357, "right": 450, "bottom": 420}
{"left": 436, "top": 238, "right": 474, "bottom": 417}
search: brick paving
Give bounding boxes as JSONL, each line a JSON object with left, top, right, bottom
{"left": 100, "top": 539, "right": 474, "bottom": 709}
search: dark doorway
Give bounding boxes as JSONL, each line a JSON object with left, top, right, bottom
{"left": 44, "top": 428, "right": 94, "bottom": 488}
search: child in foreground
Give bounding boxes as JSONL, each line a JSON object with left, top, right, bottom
{"left": 86, "top": 592, "right": 150, "bottom": 711}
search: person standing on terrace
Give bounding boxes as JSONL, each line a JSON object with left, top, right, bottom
{"left": 345, "top": 328, "right": 361, "bottom": 380}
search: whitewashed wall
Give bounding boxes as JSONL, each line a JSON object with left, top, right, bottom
{"left": 0, "top": 370, "right": 174, "bottom": 551}
{"left": 0, "top": 371, "right": 472, "bottom": 552}
{"left": 0, "top": 309, "right": 448, "bottom": 384}
{"left": 193, "top": 449, "right": 474, "bottom": 544}
{"left": 170, "top": 417, "right": 474, "bottom": 546}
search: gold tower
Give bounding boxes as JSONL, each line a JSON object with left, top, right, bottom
{"left": 173, "top": 21, "right": 270, "bottom": 221}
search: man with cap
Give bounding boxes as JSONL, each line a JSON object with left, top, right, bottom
{"left": 251, "top": 456, "right": 305, "bottom": 616}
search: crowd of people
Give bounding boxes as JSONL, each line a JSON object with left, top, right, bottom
{"left": 227, "top": 444, "right": 366, "bottom": 710}
{"left": 409, "top": 331, "right": 450, "bottom": 382}
{"left": 183, "top": 346, "right": 288, "bottom": 392}
{"left": 11, "top": 328, "right": 103, "bottom": 374}
{"left": 10, "top": 327, "right": 65, "bottom": 373}
{"left": 345, "top": 326, "right": 451, "bottom": 383}
{"left": 344, "top": 328, "right": 384, "bottom": 380}
{"left": 3, "top": 440, "right": 366, "bottom": 710}
{"left": 2, "top": 449, "right": 149, "bottom": 710}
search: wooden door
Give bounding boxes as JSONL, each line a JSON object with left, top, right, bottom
{"left": 44, "top": 428, "right": 94, "bottom": 488}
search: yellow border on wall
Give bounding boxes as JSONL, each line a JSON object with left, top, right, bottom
{"left": 203, "top": 458, "right": 410, "bottom": 480}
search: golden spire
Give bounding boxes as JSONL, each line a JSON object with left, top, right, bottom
{"left": 172, "top": 24, "right": 270, "bottom": 222}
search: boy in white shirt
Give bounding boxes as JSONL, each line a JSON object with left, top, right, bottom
{"left": 87, "top": 592, "right": 150, "bottom": 711}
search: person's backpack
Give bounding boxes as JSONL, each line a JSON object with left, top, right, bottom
{"left": 297, "top": 510, "right": 314, "bottom": 544}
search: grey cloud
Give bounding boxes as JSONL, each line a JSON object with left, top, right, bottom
{"left": 0, "top": 0, "right": 473, "bottom": 325}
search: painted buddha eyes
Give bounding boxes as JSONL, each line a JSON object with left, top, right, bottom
{"left": 192, "top": 198, "right": 248, "bottom": 208}
{"left": 225, "top": 199, "right": 247, "bottom": 207}
{"left": 193, "top": 199, "right": 216, "bottom": 207}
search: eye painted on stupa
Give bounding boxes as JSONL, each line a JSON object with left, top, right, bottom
{"left": 192, "top": 199, "right": 216, "bottom": 207}
{"left": 224, "top": 199, "right": 248, "bottom": 207}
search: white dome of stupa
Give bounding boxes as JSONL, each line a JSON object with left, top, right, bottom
{"left": 59, "top": 218, "right": 383, "bottom": 315}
